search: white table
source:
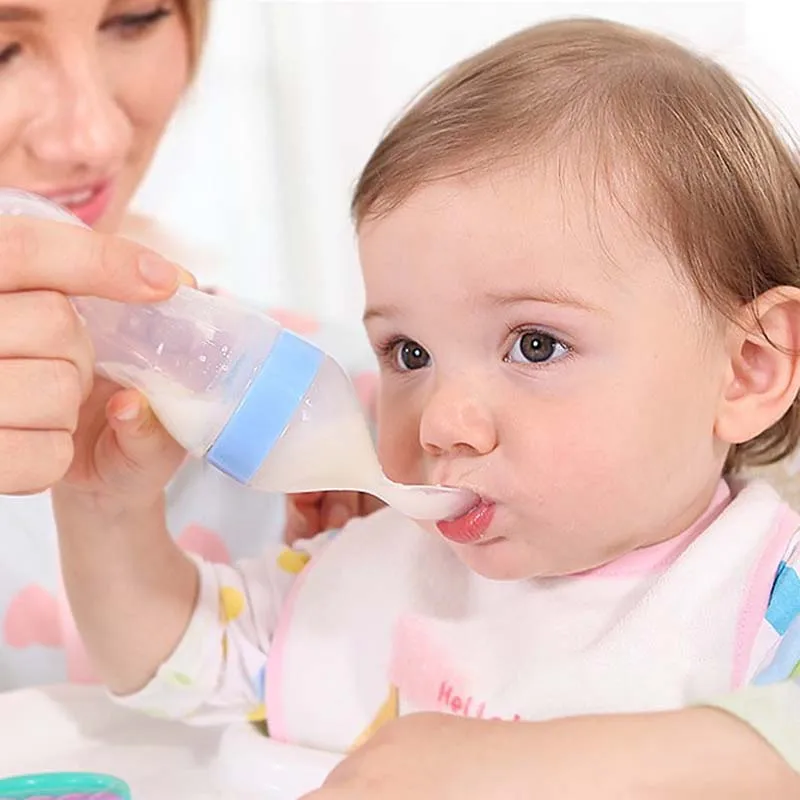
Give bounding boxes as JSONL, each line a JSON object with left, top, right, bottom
{"left": 0, "top": 685, "right": 341, "bottom": 798}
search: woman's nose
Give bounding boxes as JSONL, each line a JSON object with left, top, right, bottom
{"left": 419, "top": 378, "right": 498, "bottom": 458}
{"left": 24, "top": 58, "right": 131, "bottom": 174}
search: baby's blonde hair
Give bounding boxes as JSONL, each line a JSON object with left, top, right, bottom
{"left": 352, "top": 18, "right": 800, "bottom": 472}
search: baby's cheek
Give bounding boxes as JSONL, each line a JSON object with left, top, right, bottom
{"left": 377, "top": 410, "right": 424, "bottom": 484}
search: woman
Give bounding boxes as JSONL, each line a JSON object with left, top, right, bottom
{"left": 0, "top": 0, "right": 373, "bottom": 688}
{"left": 0, "top": 1, "right": 795, "bottom": 796}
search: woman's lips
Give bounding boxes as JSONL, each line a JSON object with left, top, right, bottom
{"left": 45, "top": 181, "right": 113, "bottom": 227}
{"left": 437, "top": 499, "right": 496, "bottom": 544}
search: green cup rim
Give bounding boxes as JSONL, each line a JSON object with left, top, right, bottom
{"left": 0, "top": 771, "right": 130, "bottom": 798}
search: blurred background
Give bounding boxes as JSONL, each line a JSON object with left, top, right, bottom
{"left": 131, "top": 0, "right": 800, "bottom": 324}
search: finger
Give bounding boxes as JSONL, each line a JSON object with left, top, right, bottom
{"left": 0, "top": 293, "right": 95, "bottom": 398}
{"left": 0, "top": 217, "right": 186, "bottom": 301}
{"left": 290, "top": 491, "right": 326, "bottom": 509}
{"left": 0, "top": 429, "right": 74, "bottom": 494}
{"left": 320, "top": 491, "right": 360, "bottom": 531}
{"left": 0, "top": 291, "right": 86, "bottom": 354}
{"left": 285, "top": 492, "right": 326, "bottom": 541}
{"left": 103, "top": 390, "right": 186, "bottom": 488}
{"left": 359, "top": 493, "right": 387, "bottom": 516}
{"left": 299, "top": 788, "right": 350, "bottom": 800}
{"left": 0, "top": 359, "right": 86, "bottom": 431}
{"left": 291, "top": 497, "right": 324, "bottom": 542}
{"left": 284, "top": 499, "right": 311, "bottom": 544}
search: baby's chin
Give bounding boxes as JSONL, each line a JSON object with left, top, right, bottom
{"left": 417, "top": 515, "right": 624, "bottom": 580}
{"left": 444, "top": 536, "right": 619, "bottom": 581}
{"left": 443, "top": 537, "right": 556, "bottom": 581}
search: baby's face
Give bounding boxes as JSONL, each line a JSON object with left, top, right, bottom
{"left": 359, "top": 160, "right": 735, "bottom": 580}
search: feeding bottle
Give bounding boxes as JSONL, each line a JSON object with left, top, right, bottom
{"left": 0, "top": 189, "right": 475, "bottom": 521}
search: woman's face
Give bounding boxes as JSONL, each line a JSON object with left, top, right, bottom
{"left": 0, "top": 0, "right": 190, "bottom": 231}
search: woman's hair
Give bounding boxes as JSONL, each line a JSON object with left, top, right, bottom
{"left": 179, "top": 0, "right": 210, "bottom": 76}
{"left": 352, "top": 17, "right": 800, "bottom": 471}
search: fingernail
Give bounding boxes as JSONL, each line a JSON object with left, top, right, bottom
{"left": 137, "top": 253, "right": 179, "bottom": 290}
{"left": 327, "top": 503, "right": 352, "bottom": 530}
{"left": 113, "top": 397, "right": 141, "bottom": 421}
{"left": 178, "top": 268, "right": 197, "bottom": 288}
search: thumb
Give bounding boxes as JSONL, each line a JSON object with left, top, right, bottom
{"left": 103, "top": 389, "right": 186, "bottom": 495}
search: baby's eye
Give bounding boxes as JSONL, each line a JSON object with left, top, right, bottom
{"left": 394, "top": 339, "right": 431, "bottom": 371}
{"left": 505, "top": 330, "right": 568, "bottom": 365}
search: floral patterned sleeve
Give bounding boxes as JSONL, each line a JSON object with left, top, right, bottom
{"left": 112, "top": 532, "right": 336, "bottom": 724}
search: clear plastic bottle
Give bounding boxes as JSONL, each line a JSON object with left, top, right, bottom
{"left": 0, "top": 189, "right": 474, "bottom": 520}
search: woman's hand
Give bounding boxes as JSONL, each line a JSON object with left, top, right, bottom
{"left": 285, "top": 491, "right": 385, "bottom": 543}
{"left": 0, "top": 216, "right": 186, "bottom": 500}
{"left": 303, "top": 708, "right": 798, "bottom": 800}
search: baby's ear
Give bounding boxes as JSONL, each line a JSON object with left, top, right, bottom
{"left": 715, "top": 286, "right": 800, "bottom": 446}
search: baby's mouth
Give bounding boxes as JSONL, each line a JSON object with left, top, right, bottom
{"left": 437, "top": 497, "right": 496, "bottom": 544}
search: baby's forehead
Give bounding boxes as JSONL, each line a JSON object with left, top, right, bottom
{"left": 361, "top": 158, "right": 667, "bottom": 272}
{"left": 359, "top": 165, "right": 704, "bottom": 320}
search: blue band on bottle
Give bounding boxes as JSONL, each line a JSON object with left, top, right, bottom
{"left": 207, "top": 330, "right": 324, "bottom": 483}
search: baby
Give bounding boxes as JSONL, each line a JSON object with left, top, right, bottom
{"left": 52, "top": 17, "right": 800, "bottom": 797}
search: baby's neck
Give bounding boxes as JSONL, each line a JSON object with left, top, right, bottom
{"left": 579, "top": 480, "right": 732, "bottom": 579}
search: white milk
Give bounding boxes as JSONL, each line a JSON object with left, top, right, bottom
{"left": 99, "top": 357, "right": 474, "bottom": 520}
{"left": 99, "top": 362, "right": 231, "bottom": 455}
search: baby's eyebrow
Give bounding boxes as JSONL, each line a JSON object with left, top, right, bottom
{"left": 484, "top": 289, "right": 603, "bottom": 313}
{"left": 0, "top": 4, "right": 42, "bottom": 22}
{"left": 363, "top": 304, "right": 400, "bottom": 324}
{"left": 363, "top": 290, "right": 603, "bottom": 323}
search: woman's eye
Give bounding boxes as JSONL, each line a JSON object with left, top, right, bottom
{"left": 0, "top": 43, "right": 21, "bottom": 68}
{"left": 101, "top": 5, "right": 173, "bottom": 36}
{"left": 394, "top": 339, "right": 431, "bottom": 371}
{"left": 506, "top": 330, "right": 568, "bottom": 365}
